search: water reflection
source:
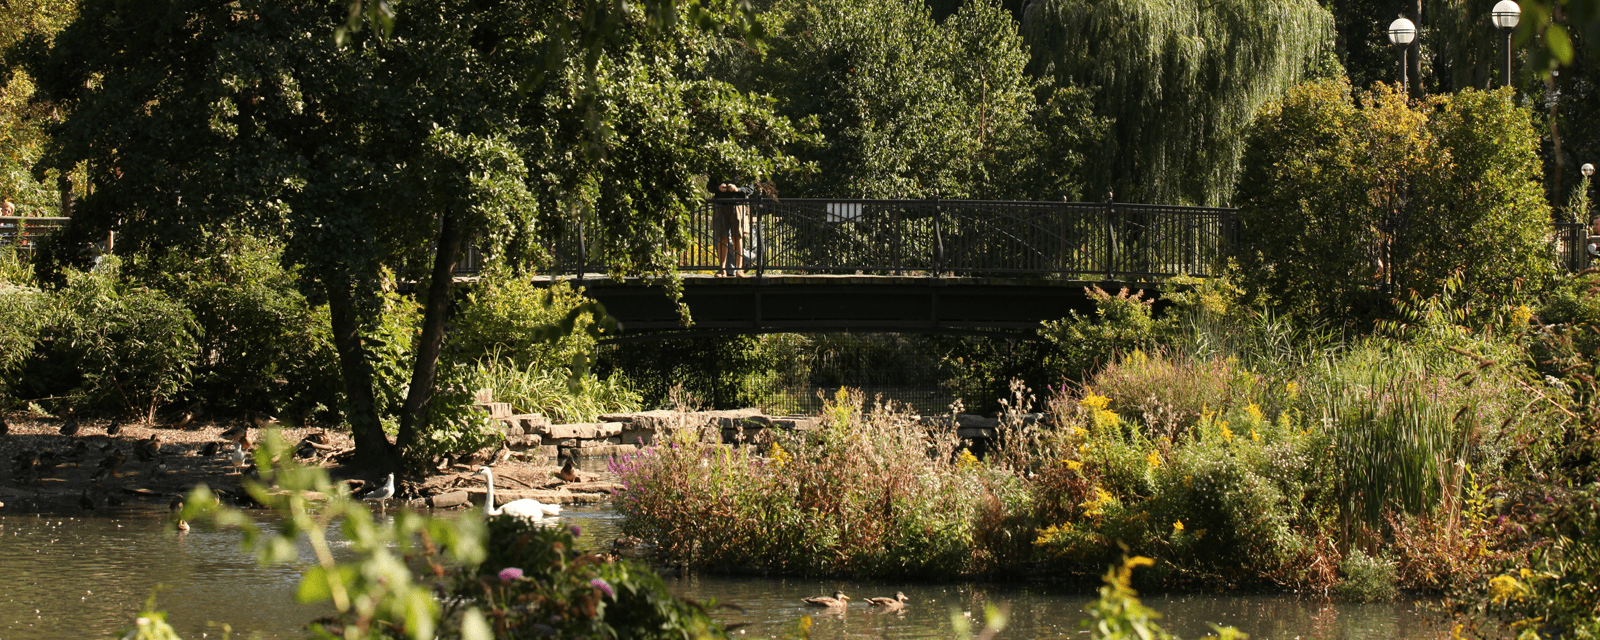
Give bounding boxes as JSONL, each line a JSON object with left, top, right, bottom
{"left": 0, "top": 505, "right": 1453, "bottom": 640}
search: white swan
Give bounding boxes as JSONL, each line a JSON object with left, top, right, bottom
{"left": 476, "top": 467, "right": 561, "bottom": 519}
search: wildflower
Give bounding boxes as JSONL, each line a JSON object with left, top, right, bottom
{"left": 1488, "top": 575, "right": 1527, "bottom": 604}
{"left": 1285, "top": 381, "right": 1300, "bottom": 399}
{"left": 1064, "top": 459, "right": 1084, "bottom": 472}
{"left": 1145, "top": 451, "right": 1162, "bottom": 469}
{"left": 1173, "top": 521, "right": 1184, "bottom": 533}
{"left": 1080, "top": 487, "right": 1115, "bottom": 518}
{"left": 1095, "top": 409, "right": 1121, "bottom": 428}
{"left": 498, "top": 567, "right": 525, "bottom": 582}
{"left": 1245, "top": 403, "right": 1264, "bottom": 422}
{"left": 1080, "top": 393, "right": 1112, "bottom": 411}
{"left": 769, "top": 442, "right": 792, "bottom": 469}
{"left": 1220, "top": 422, "right": 1234, "bottom": 443}
{"left": 570, "top": 525, "right": 582, "bottom": 537}
{"left": 1250, "top": 429, "right": 1259, "bottom": 443}
{"left": 956, "top": 449, "right": 981, "bottom": 471}
{"left": 1510, "top": 304, "right": 1533, "bottom": 327}
{"left": 591, "top": 578, "right": 614, "bottom": 599}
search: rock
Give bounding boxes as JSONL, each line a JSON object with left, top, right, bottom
{"left": 956, "top": 414, "right": 1000, "bottom": 429}
{"left": 476, "top": 402, "right": 513, "bottom": 419}
{"left": 542, "top": 437, "right": 577, "bottom": 448}
{"left": 770, "top": 416, "right": 821, "bottom": 430}
{"left": 569, "top": 444, "right": 637, "bottom": 457}
{"left": 957, "top": 427, "right": 995, "bottom": 439}
{"left": 562, "top": 481, "right": 622, "bottom": 494}
{"left": 473, "top": 388, "right": 495, "bottom": 404}
{"left": 499, "top": 422, "right": 525, "bottom": 437}
{"left": 428, "top": 491, "right": 471, "bottom": 508}
{"left": 515, "top": 414, "right": 551, "bottom": 433}
{"left": 545, "top": 422, "right": 623, "bottom": 440}
{"left": 718, "top": 415, "right": 773, "bottom": 429}
{"left": 620, "top": 429, "right": 653, "bottom": 446}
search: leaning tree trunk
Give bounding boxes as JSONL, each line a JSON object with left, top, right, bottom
{"left": 396, "top": 211, "right": 465, "bottom": 452}
{"left": 327, "top": 280, "right": 401, "bottom": 472}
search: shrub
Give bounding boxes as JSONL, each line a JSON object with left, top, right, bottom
{"left": 470, "top": 356, "right": 641, "bottom": 425}
{"left": 48, "top": 258, "right": 199, "bottom": 418}
{"left": 0, "top": 284, "right": 46, "bottom": 399}
{"left": 1041, "top": 286, "right": 1161, "bottom": 381}
{"left": 450, "top": 270, "right": 604, "bottom": 375}
{"left": 612, "top": 390, "right": 992, "bottom": 577}
{"left": 135, "top": 234, "right": 341, "bottom": 421}
{"left": 1237, "top": 80, "right": 1552, "bottom": 324}
{"left": 1334, "top": 549, "right": 1398, "bottom": 602}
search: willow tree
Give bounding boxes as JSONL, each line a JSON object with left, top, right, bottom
{"left": 1023, "top": 0, "right": 1334, "bottom": 206}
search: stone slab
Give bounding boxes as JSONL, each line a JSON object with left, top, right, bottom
{"left": 428, "top": 491, "right": 471, "bottom": 508}
{"left": 570, "top": 444, "right": 637, "bottom": 458}
{"left": 476, "top": 402, "right": 513, "bottom": 419}
{"left": 957, "top": 427, "right": 995, "bottom": 439}
{"left": 957, "top": 414, "right": 999, "bottom": 429}
{"left": 620, "top": 429, "right": 654, "bottom": 446}
{"left": 545, "top": 422, "right": 623, "bottom": 440}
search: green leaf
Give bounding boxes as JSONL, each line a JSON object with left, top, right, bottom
{"left": 1546, "top": 24, "right": 1574, "bottom": 64}
{"left": 461, "top": 607, "right": 493, "bottom": 640}
{"left": 297, "top": 565, "right": 333, "bottom": 604}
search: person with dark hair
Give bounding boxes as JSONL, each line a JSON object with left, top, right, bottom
{"left": 711, "top": 179, "right": 751, "bottom": 276}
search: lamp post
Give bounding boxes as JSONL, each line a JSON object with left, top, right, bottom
{"left": 1388, "top": 17, "right": 1417, "bottom": 94}
{"left": 1491, "top": 1, "right": 1520, "bottom": 88}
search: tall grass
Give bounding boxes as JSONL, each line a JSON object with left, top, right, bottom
{"left": 470, "top": 357, "right": 641, "bottom": 424}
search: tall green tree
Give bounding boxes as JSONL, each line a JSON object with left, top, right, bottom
{"left": 21, "top": 0, "right": 794, "bottom": 470}
{"left": 1236, "top": 79, "right": 1553, "bottom": 322}
{"left": 0, "top": 0, "right": 74, "bottom": 216}
{"left": 734, "top": 0, "right": 1098, "bottom": 199}
{"left": 1024, "top": 0, "right": 1334, "bottom": 206}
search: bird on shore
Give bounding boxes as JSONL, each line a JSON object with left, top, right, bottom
{"left": 865, "top": 592, "right": 909, "bottom": 610}
{"left": 106, "top": 492, "right": 123, "bottom": 507}
{"left": 476, "top": 467, "right": 561, "bottom": 519}
{"left": 556, "top": 458, "right": 582, "bottom": 483}
{"left": 79, "top": 491, "right": 95, "bottom": 511}
{"left": 803, "top": 592, "right": 851, "bottom": 608}
{"left": 0, "top": 417, "right": 9, "bottom": 436}
{"left": 251, "top": 411, "right": 279, "bottom": 429}
{"left": 99, "top": 447, "right": 127, "bottom": 473}
{"left": 168, "top": 411, "right": 194, "bottom": 430}
{"left": 136, "top": 435, "right": 162, "bottom": 462}
{"left": 59, "top": 418, "right": 80, "bottom": 437}
{"left": 63, "top": 440, "right": 90, "bottom": 465}
{"left": 105, "top": 420, "right": 122, "bottom": 437}
{"left": 220, "top": 422, "right": 249, "bottom": 444}
{"left": 231, "top": 443, "right": 247, "bottom": 467}
{"left": 199, "top": 441, "right": 220, "bottom": 457}
{"left": 304, "top": 431, "right": 330, "bottom": 445}
{"left": 37, "top": 450, "right": 61, "bottom": 470}
{"left": 356, "top": 473, "right": 395, "bottom": 503}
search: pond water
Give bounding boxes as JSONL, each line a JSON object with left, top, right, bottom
{"left": 0, "top": 505, "right": 1454, "bottom": 640}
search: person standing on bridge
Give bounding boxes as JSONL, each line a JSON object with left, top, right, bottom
{"left": 712, "top": 178, "right": 751, "bottom": 277}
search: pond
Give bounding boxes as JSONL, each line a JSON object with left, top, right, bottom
{"left": 0, "top": 505, "right": 1453, "bottom": 639}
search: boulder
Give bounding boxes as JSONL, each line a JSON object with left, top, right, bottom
{"left": 428, "top": 491, "right": 471, "bottom": 508}
{"left": 545, "top": 422, "right": 623, "bottom": 440}
{"left": 570, "top": 444, "right": 638, "bottom": 458}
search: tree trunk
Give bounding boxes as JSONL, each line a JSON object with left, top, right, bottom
{"left": 327, "top": 279, "right": 401, "bottom": 472}
{"left": 58, "top": 174, "right": 73, "bottom": 217}
{"left": 1408, "top": 0, "right": 1423, "bottom": 99}
{"left": 396, "top": 211, "right": 465, "bottom": 451}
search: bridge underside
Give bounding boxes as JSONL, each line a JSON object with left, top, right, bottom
{"left": 547, "top": 275, "right": 1161, "bottom": 343}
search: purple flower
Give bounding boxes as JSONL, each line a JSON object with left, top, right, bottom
{"left": 591, "top": 578, "right": 614, "bottom": 599}
{"left": 1545, "top": 496, "right": 1555, "bottom": 504}
{"left": 569, "top": 525, "right": 582, "bottom": 537}
{"left": 498, "top": 567, "right": 524, "bottom": 582}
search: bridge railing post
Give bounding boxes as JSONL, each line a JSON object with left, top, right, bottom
{"left": 754, "top": 194, "right": 765, "bottom": 278}
{"left": 1104, "top": 200, "right": 1116, "bottom": 281}
{"left": 932, "top": 194, "right": 943, "bottom": 277}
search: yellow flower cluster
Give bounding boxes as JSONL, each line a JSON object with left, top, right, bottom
{"left": 1080, "top": 486, "right": 1115, "bottom": 518}
{"left": 1220, "top": 422, "right": 1234, "bottom": 443}
{"left": 1510, "top": 304, "right": 1533, "bottom": 327}
{"left": 956, "top": 448, "right": 981, "bottom": 471}
{"left": 1064, "top": 459, "right": 1084, "bottom": 472}
{"left": 1172, "top": 521, "right": 1185, "bottom": 532}
{"left": 768, "top": 442, "right": 792, "bottom": 469}
{"left": 1488, "top": 575, "right": 1528, "bottom": 604}
{"left": 1285, "top": 381, "right": 1300, "bottom": 400}
{"left": 1245, "top": 403, "right": 1264, "bottom": 422}
{"left": 1080, "top": 393, "right": 1111, "bottom": 411}
{"left": 1145, "top": 451, "right": 1162, "bottom": 469}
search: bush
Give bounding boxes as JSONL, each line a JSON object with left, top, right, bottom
{"left": 135, "top": 234, "right": 341, "bottom": 421}
{"left": 450, "top": 270, "right": 604, "bottom": 375}
{"left": 469, "top": 357, "right": 641, "bottom": 425}
{"left": 612, "top": 390, "right": 996, "bottom": 577}
{"left": 1237, "top": 80, "right": 1552, "bottom": 324}
{"left": 1041, "top": 286, "right": 1161, "bottom": 381}
{"left": 47, "top": 258, "right": 199, "bottom": 418}
{"left": 1334, "top": 549, "right": 1398, "bottom": 602}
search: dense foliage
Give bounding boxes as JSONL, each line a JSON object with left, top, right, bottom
{"left": 1236, "top": 80, "right": 1552, "bottom": 323}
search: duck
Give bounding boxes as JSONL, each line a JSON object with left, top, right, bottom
{"left": 556, "top": 458, "right": 582, "bottom": 483}
{"left": 865, "top": 592, "right": 909, "bottom": 610}
{"left": 476, "top": 467, "right": 560, "bottom": 519}
{"left": 199, "top": 441, "right": 220, "bottom": 457}
{"left": 79, "top": 491, "right": 95, "bottom": 511}
{"left": 251, "top": 411, "right": 279, "bottom": 429}
{"left": 99, "top": 447, "right": 127, "bottom": 471}
{"left": 220, "top": 422, "right": 249, "bottom": 444}
{"left": 803, "top": 592, "right": 851, "bottom": 608}
{"left": 105, "top": 420, "right": 122, "bottom": 437}
{"left": 356, "top": 473, "right": 395, "bottom": 502}
{"left": 136, "top": 435, "right": 162, "bottom": 461}
{"left": 176, "top": 519, "right": 190, "bottom": 532}
{"left": 168, "top": 411, "right": 194, "bottom": 430}
{"left": 304, "top": 431, "right": 330, "bottom": 445}
{"left": 59, "top": 418, "right": 80, "bottom": 437}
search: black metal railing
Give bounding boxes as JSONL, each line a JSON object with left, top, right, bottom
{"left": 0, "top": 217, "right": 68, "bottom": 249}
{"left": 550, "top": 198, "right": 1242, "bottom": 280}
{"left": 1554, "top": 222, "right": 1590, "bottom": 272}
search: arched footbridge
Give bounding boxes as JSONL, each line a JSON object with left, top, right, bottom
{"left": 535, "top": 198, "right": 1240, "bottom": 342}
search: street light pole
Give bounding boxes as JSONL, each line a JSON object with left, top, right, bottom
{"left": 1491, "top": 1, "right": 1521, "bottom": 88}
{"left": 1388, "top": 17, "right": 1417, "bottom": 94}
